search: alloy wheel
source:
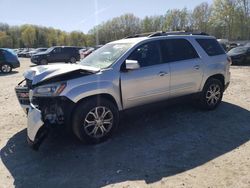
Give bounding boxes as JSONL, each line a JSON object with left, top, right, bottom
{"left": 206, "top": 84, "right": 221, "bottom": 106}
{"left": 1, "top": 64, "right": 11, "bottom": 73}
{"left": 84, "top": 106, "right": 113, "bottom": 138}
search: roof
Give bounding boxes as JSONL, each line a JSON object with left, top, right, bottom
{"left": 109, "top": 31, "right": 215, "bottom": 46}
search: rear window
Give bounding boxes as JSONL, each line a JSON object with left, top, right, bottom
{"left": 196, "top": 39, "right": 225, "bottom": 56}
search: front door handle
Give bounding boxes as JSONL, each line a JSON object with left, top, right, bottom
{"left": 194, "top": 65, "right": 200, "bottom": 70}
{"left": 158, "top": 71, "right": 168, "bottom": 76}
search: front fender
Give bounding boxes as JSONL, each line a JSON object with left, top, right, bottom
{"left": 64, "top": 81, "right": 122, "bottom": 110}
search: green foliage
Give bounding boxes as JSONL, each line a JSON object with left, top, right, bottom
{"left": 90, "top": 1, "right": 249, "bottom": 42}
{"left": 0, "top": 31, "right": 13, "bottom": 48}
{"left": 21, "top": 25, "right": 36, "bottom": 47}
{"left": 0, "top": 24, "right": 92, "bottom": 48}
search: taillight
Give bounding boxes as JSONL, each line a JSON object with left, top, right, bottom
{"left": 227, "top": 56, "right": 232, "bottom": 65}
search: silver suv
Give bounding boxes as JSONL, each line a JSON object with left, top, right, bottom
{"left": 15, "top": 32, "right": 231, "bottom": 149}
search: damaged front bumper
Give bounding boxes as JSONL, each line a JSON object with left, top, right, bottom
{"left": 27, "top": 104, "right": 48, "bottom": 150}
{"left": 15, "top": 80, "right": 48, "bottom": 150}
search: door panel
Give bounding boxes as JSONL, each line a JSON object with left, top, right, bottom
{"left": 170, "top": 58, "right": 203, "bottom": 97}
{"left": 120, "top": 40, "right": 170, "bottom": 109}
{"left": 160, "top": 38, "right": 203, "bottom": 98}
{"left": 121, "top": 64, "right": 170, "bottom": 109}
{"left": 49, "top": 48, "right": 63, "bottom": 62}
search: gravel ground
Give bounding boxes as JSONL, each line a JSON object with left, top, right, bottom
{"left": 0, "top": 58, "right": 250, "bottom": 188}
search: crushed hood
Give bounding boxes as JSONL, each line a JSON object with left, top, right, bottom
{"left": 23, "top": 63, "right": 100, "bottom": 85}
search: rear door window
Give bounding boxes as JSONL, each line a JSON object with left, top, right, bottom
{"left": 160, "top": 39, "right": 199, "bottom": 63}
{"left": 196, "top": 39, "right": 225, "bottom": 56}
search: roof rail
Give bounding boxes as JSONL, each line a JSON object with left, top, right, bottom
{"left": 149, "top": 31, "right": 209, "bottom": 37}
{"left": 124, "top": 31, "right": 209, "bottom": 39}
{"left": 123, "top": 31, "right": 159, "bottom": 39}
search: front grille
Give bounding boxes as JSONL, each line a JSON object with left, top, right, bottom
{"left": 15, "top": 79, "right": 32, "bottom": 105}
{"left": 15, "top": 85, "right": 30, "bottom": 105}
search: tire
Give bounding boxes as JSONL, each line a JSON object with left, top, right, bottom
{"left": 69, "top": 57, "right": 76, "bottom": 64}
{"left": 72, "top": 97, "right": 119, "bottom": 144}
{"left": 0, "top": 64, "right": 12, "bottom": 73}
{"left": 199, "top": 78, "right": 223, "bottom": 110}
{"left": 40, "top": 59, "right": 48, "bottom": 65}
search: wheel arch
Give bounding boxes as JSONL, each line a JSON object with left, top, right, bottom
{"left": 75, "top": 93, "right": 119, "bottom": 110}
{"left": 204, "top": 74, "right": 225, "bottom": 89}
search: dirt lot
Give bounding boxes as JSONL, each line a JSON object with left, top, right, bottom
{"left": 0, "top": 58, "right": 250, "bottom": 188}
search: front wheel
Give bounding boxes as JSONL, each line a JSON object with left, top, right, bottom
{"left": 0, "top": 64, "right": 12, "bottom": 73}
{"left": 72, "top": 98, "right": 119, "bottom": 144}
{"left": 199, "top": 78, "right": 223, "bottom": 110}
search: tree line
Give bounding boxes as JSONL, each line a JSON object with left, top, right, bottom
{"left": 0, "top": 0, "right": 249, "bottom": 48}
{"left": 0, "top": 24, "right": 93, "bottom": 48}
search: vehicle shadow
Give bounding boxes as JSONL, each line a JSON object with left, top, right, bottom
{"left": 0, "top": 71, "right": 18, "bottom": 76}
{"left": 1, "top": 101, "right": 250, "bottom": 187}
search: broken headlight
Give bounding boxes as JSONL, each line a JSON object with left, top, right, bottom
{"left": 33, "top": 82, "right": 67, "bottom": 97}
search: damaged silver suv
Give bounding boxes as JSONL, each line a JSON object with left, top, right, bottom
{"left": 15, "top": 31, "right": 231, "bottom": 149}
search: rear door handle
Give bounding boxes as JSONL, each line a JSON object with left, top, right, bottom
{"left": 158, "top": 71, "right": 168, "bottom": 76}
{"left": 194, "top": 65, "right": 200, "bottom": 70}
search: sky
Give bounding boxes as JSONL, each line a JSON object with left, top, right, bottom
{"left": 0, "top": 0, "right": 213, "bottom": 33}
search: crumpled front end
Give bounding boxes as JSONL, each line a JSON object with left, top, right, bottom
{"left": 15, "top": 79, "right": 48, "bottom": 149}
{"left": 14, "top": 64, "right": 97, "bottom": 150}
{"left": 15, "top": 80, "right": 76, "bottom": 150}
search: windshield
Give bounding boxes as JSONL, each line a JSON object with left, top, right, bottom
{"left": 45, "top": 47, "right": 55, "bottom": 53}
{"left": 79, "top": 43, "right": 133, "bottom": 69}
{"left": 228, "top": 47, "right": 248, "bottom": 54}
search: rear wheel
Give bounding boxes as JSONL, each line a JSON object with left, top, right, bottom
{"left": 72, "top": 98, "right": 119, "bottom": 144}
{"left": 69, "top": 57, "right": 76, "bottom": 64}
{"left": 199, "top": 78, "right": 223, "bottom": 110}
{"left": 0, "top": 64, "right": 12, "bottom": 73}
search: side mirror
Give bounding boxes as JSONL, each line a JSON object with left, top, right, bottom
{"left": 125, "top": 60, "right": 140, "bottom": 70}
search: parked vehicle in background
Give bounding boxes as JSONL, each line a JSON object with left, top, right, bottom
{"left": 15, "top": 31, "right": 231, "bottom": 149}
{"left": 218, "top": 42, "right": 227, "bottom": 51}
{"left": 80, "top": 47, "right": 94, "bottom": 59}
{"left": 79, "top": 48, "right": 87, "bottom": 59}
{"left": 31, "top": 46, "right": 83, "bottom": 65}
{"left": 17, "top": 49, "right": 27, "bottom": 57}
{"left": 227, "top": 46, "right": 250, "bottom": 65}
{"left": 0, "top": 48, "right": 20, "bottom": 73}
{"left": 245, "top": 42, "right": 250, "bottom": 47}
{"left": 18, "top": 48, "right": 34, "bottom": 57}
{"left": 28, "top": 48, "right": 47, "bottom": 57}
{"left": 227, "top": 43, "right": 239, "bottom": 51}
{"left": 80, "top": 45, "right": 104, "bottom": 59}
